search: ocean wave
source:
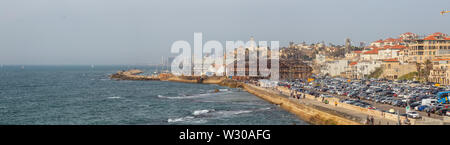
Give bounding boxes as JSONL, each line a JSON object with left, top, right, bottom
{"left": 214, "top": 110, "right": 253, "bottom": 117}
{"left": 257, "top": 107, "right": 271, "bottom": 111}
{"left": 168, "top": 107, "right": 269, "bottom": 124}
{"left": 219, "top": 89, "right": 229, "bottom": 92}
{"left": 107, "top": 96, "right": 121, "bottom": 99}
{"left": 206, "top": 88, "right": 230, "bottom": 93}
{"left": 167, "top": 116, "right": 207, "bottom": 124}
{"left": 192, "top": 109, "right": 215, "bottom": 116}
{"left": 157, "top": 91, "right": 230, "bottom": 99}
{"left": 208, "top": 107, "right": 270, "bottom": 117}
{"left": 168, "top": 116, "right": 194, "bottom": 123}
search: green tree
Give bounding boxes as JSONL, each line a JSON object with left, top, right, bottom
{"left": 368, "top": 67, "right": 383, "bottom": 79}
{"left": 416, "top": 62, "right": 422, "bottom": 81}
{"left": 424, "top": 59, "right": 433, "bottom": 82}
{"left": 398, "top": 72, "right": 418, "bottom": 81}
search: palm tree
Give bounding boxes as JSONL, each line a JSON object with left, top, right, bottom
{"left": 424, "top": 59, "right": 433, "bottom": 82}
{"left": 416, "top": 62, "right": 421, "bottom": 81}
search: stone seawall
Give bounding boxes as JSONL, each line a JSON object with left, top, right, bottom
{"left": 275, "top": 86, "right": 433, "bottom": 125}
{"left": 242, "top": 84, "right": 361, "bottom": 125}
{"left": 166, "top": 76, "right": 199, "bottom": 83}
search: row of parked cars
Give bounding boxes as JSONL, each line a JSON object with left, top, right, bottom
{"left": 279, "top": 75, "right": 450, "bottom": 117}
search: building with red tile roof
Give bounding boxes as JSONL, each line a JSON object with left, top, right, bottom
{"left": 404, "top": 32, "right": 450, "bottom": 63}
{"left": 382, "top": 58, "right": 399, "bottom": 62}
{"left": 363, "top": 49, "right": 378, "bottom": 54}
{"left": 349, "top": 62, "right": 358, "bottom": 66}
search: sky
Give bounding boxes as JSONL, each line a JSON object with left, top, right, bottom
{"left": 0, "top": 0, "right": 449, "bottom": 65}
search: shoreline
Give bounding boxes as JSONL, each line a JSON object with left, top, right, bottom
{"left": 241, "top": 83, "right": 361, "bottom": 125}
{"left": 112, "top": 69, "right": 448, "bottom": 125}
{"left": 110, "top": 70, "right": 364, "bottom": 125}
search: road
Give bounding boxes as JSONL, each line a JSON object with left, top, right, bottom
{"left": 268, "top": 86, "right": 399, "bottom": 125}
{"left": 308, "top": 88, "right": 444, "bottom": 120}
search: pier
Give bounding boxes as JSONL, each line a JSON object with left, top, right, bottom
{"left": 110, "top": 69, "right": 160, "bottom": 81}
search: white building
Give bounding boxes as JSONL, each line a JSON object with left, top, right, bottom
{"left": 322, "top": 60, "right": 348, "bottom": 77}
{"left": 378, "top": 49, "right": 400, "bottom": 60}
{"left": 354, "top": 61, "right": 382, "bottom": 78}
{"left": 361, "top": 49, "right": 379, "bottom": 61}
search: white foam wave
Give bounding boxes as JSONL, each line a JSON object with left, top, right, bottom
{"left": 192, "top": 109, "right": 215, "bottom": 116}
{"left": 257, "top": 107, "right": 271, "bottom": 111}
{"left": 167, "top": 116, "right": 207, "bottom": 124}
{"left": 219, "top": 89, "right": 229, "bottom": 92}
{"left": 167, "top": 107, "right": 269, "bottom": 124}
{"left": 216, "top": 110, "right": 253, "bottom": 116}
{"left": 107, "top": 96, "right": 121, "bottom": 99}
{"left": 157, "top": 92, "right": 230, "bottom": 99}
{"left": 168, "top": 116, "right": 194, "bottom": 123}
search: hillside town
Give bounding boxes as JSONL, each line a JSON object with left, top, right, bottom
{"left": 214, "top": 32, "right": 450, "bottom": 84}
{"left": 275, "top": 32, "right": 450, "bottom": 121}
{"left": 152, "top": 32, "right": 450, "bottom": 124}
{"left": 282, "top": 32, "right": 450, "bottom": 84}
{"left": 222, "top": 32, "right": 450, "bottom": 123}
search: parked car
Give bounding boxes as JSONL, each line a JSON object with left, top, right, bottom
{"left": 435, "top": 108, "right": 448, "bottom": 116}
{"left": 406, "top": 111, "right": 421, "bottom": 119}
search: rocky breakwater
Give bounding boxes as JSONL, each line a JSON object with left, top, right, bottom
{"left": 110, "top": 69, "right": 160, "bottom": 81}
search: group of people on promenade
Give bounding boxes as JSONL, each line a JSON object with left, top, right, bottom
{"left": 290, "top": 91, "right": 305, "bottom": 100}
{"left": 365, "top": 116, "right": 375, "bottom": 125}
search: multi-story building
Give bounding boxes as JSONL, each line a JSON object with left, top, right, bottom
{"left": 322, "top": 60, "right": 348, "bottom": 77}
{"left": 399, "top": 32, "right": 418, "bottom": 40}
{"left": 345, "top": 51, "right": 362, "bottom": 61}
{"left": 353, "top": 60, "right": 382, "bottom": 79}
{"left": 405, "top": 32, "right": 450, "bottom": 63}
{"left": 361, "top": 49, "right": 379, "bottom": 61}
{"left": 279, "top": 59, "right": 312, "bottom": 80}
{"left": 429, "top": 58, "right": 450, "bottom": 85}
{"left": 380, "top": 58, "right": 416, "bottom": 80}
{"left": 377, "top": 45, "right": 406, "bottom": 60}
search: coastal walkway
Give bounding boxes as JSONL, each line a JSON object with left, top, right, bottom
{"left": 289, "top": 96, "right": 398, "bottom": 125}
{"left": 303, "top": 87, "right": 445, "bottom": 122}
{"left": 257, "top": 85, "right": 398, "bottom": 125}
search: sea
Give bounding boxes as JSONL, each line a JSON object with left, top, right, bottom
{"left": 0, "top": 65, "right": 308, "bottom": 125}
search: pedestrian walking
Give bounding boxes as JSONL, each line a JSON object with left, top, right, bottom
{"left": 370, "top": 116, "right": 374, "bottom": 125}
{"left": 365, "top": 116, "right": 370, "bottom": 125}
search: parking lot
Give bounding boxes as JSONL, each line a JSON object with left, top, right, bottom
{"left": 278, "top": 76, "right": 450, "bottom": 120}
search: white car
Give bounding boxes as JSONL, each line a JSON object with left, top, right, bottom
{"left": 406, "top": 111, "right": 421, "bottom": 119}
